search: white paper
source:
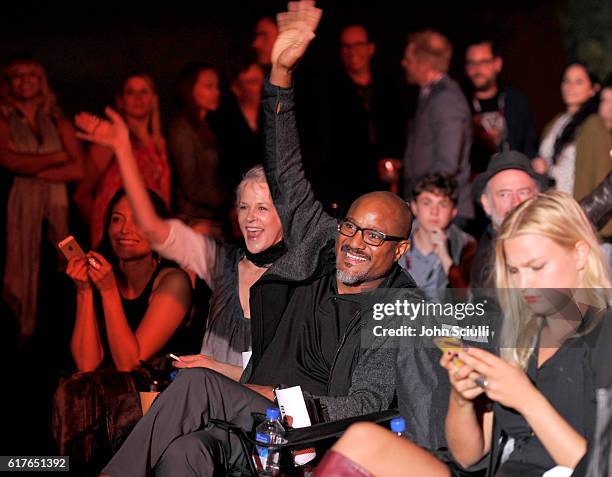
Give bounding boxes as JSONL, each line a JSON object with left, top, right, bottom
{"left": 541, "top": 467, "right": 573, "bottom": 477}
{"left": 274, "top": 386, "right": 316, "bottom": 465}
{"left": 241, "top": 351, "right": 252, "bottom": 370}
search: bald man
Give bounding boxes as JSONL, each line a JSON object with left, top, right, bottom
{"left": 101, "top": 4, "right": 417, "bottom": 476}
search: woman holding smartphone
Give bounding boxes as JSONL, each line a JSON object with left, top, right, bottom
{"left": 312, "top": 192, "right": 611, "bottom": 477}
{"left": 75, "top": 106, "right": 285, "bottom": 382}
{"left": 53, "top": 189, "right": 192, "bottom": 474}
{"left": 66, "top": 189, "right": 192, "bottom": 372}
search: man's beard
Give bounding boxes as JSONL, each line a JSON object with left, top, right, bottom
{"left": 336, "top": 268, "right": 369, "bottom": 286}
{"left": 336, "top": 244, "right": 372, "bottom": 285}
{"left": 473, "top": 76, "right": 496, "bottom": 92}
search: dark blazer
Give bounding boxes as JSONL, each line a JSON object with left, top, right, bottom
{"left": 403, "top": 75, "right": 473, "bottom": 218}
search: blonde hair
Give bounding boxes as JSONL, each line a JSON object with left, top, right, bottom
{"left": 0, "top": 57, "right": 62, "bottom": 119}
{"left": 407, "top": 30, "right": 452, "bottom": 74}
{"left": 494, "top": 191, "right": 611, "bottom": 369}
{"left": 115, "top": 72, "right": 159, "bottom": 135}
{"left": 235, "top": 164, "right": 268, "bottom": 204}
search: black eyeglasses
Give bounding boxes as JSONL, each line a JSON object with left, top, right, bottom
{"left": 465, "top": 58, "right": 495, "bottom": 69}
{"left": 337, "top": 219, "right": 407, "bottom": 247}
{"left": 340, "top": 41, "right": 369, "bottom": 51}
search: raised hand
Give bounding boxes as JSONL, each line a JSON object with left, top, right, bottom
{"left": 75, "top": 107, "right": 130, "bottom": 152}
{"left": 270, "top": 0, "right": 322, "bottom": 83}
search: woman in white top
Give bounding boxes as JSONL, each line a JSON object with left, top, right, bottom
{"left": 75, "top": 107, "right": 285, "bottom": 381}
{"left": 536, "top": 63, "right": 611, "bottom": 224}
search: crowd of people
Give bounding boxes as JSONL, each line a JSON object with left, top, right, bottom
{"left": 2, "top": 0, "right": 612, "bottom": 476}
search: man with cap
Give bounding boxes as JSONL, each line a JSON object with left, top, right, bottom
{"left": 470, "top": 150, "right": 547, "bottom": 288}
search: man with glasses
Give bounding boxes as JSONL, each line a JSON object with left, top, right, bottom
{"left": 465, "top": 39, "right": 538, "bottom": 176}
{"left": 324, "top": 24, "right": 405, "bottom": 213}
{"left": 100, "top": 4, "right": 417, "bottom": 476}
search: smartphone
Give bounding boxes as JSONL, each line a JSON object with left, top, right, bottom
{"left": 433, "top": 336, "right": 464, "bottom": 366}
{"left": 57, "top": 235, "right": 101, "bottom": 269}
{"left": 58, "top": 235, "right": 85, "bottom": 261}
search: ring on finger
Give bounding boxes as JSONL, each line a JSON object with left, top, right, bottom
{"left": 474, "top": 375, "right": 488, "bottom": 389}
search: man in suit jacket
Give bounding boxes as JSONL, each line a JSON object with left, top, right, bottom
{"left": 401, "top": 30, "right": 473, "bottom": 223}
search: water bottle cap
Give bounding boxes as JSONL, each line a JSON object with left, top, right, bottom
{"left": 390, "top": 417, "right": 406, "bottom": 433}
{"left": 266, "top": 407, "right": 281, "bottom": 420}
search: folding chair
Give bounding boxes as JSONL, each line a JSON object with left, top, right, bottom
{"left": 210, "top": 409, "right": 400, "bottom": 477}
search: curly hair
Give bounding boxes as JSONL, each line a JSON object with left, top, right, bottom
{"left": 412, "top": 172, "right": 459, "bottom": 205}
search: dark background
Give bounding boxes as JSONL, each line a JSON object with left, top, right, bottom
{"left": 1, "top": 0, "right": 568, "bottom": 132}
{"left": 0, "top": 0, "right": 571, "bottom": 464}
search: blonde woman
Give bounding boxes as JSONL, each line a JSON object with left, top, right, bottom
{"left": 442, "top": 191, "right": 610, "bottom": 477}
{"left": 313, "top": 191, "right": 611, "bottom": 477}
{"left": 0, "top": 54, "right": 84, "bottom": 339}
{"left": 73, "top": 72, "right": 171, "bottom": 248}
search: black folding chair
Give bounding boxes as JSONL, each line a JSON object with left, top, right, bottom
{"left": 210, "top": 409, "right": 400, "bottom": 477}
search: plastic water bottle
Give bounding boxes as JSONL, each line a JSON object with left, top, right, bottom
{"left": 254, "top": 407, "right": 285, "bottom": 476}
{"left": 390, "top": 417, "right": 407, "bottom": 437}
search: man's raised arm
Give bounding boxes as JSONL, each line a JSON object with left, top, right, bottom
{"left": 262, "top": 1, "right": 336, "bottom": 248}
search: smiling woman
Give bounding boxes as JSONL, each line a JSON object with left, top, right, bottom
{"left": 52, "top": 188, "right": 193, "bottom": 474}
{"left": 538, "top": 63, "right": 612, "bottom": 235}
{"left": 74, "top": 105, "right": 286, "bottom": 379}
{"left": 0, "top": 54, "right": 84, "bottom": 339}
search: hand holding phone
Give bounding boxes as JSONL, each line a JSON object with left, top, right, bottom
{"left": 58, "top": 235, "right": 85, "bottom": 261}
{"left": 57, "top": 235, "right": 101, "bottom": 269}
{"left": 433, "top": 336, "right": 464, "bottom": 367}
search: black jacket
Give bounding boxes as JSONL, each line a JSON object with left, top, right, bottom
{"left": 242, "top": 81, "right": 417, "bottom": 422}
{"left": 581, "top": 171, "right": 612, "bottom": 232}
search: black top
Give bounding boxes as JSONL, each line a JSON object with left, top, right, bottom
{"left": 470, "top": 224, "right": 496, "bottom": 290}
{"left": 209, "top": 95, "right": 263, "bottom": 194}
{"left": 470, "top": 86, "right": 538, "bottom": 175}
{"left": 493, "top": 319, "right": 598, "bottom": 476}
{"left": 304, "top": 69, "right": 406, "bottom": 214}
{"left": 248, "top": 268, "right": 358, "bottom": 395}
{"left": 95, "top": 261, "right": 188, "bottom": 368}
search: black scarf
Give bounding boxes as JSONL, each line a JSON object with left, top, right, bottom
{"left": 245, "top": 240, "right": 287, "bottom": 267}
